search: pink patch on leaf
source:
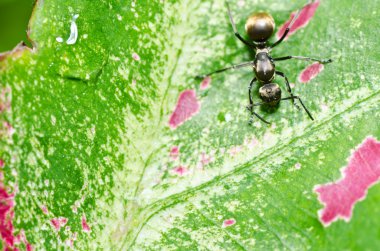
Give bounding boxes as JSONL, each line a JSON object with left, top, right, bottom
{"left": 244, "top": 137, "right": 259, "bottom": 150}
{"left": 41, "top": 205, "right": 49, "bottom": 214}
{"left": 0, "top": 184, "right": 32, "bottom": 250}
{"left": 81, "top": 214, "right": 91, "bottom": 233}
{"left": 3, "top": 121, "right": 15, "bottom": 136}
{"left": 222, "top": 218, "right": 236, "bottom": 228}
{"left": 0, "top": 87, "right": 11, "bottom": 113}
{"left": 314, "top": 137, "right": 380, "bottom": 226}
{"left": 132, "top": 52, "right": 140, "bottom": 61}
{"left": 50, "top": 217, "right": 68, "bottom": 231}
{"left": 0, "top": 159, "right": 4, "bottom": 168}
{"left": 168, "top": 89, "right": 200, "bottom": 129}
{"left": 198, "top": 151, "right": 215, "bottom": 169}
{"left": 172, "top": 166, "right": 188, "bottom": 176}
{"left": 276, "top": 0, "right": 320, "bottom": 40}
{"left": 200, "top": 152, "right": 214, "bottom": 166}
{"left": 229, "top": 146, "right": 242, "bottom": 157}
{"left": 200, "top": 76, "right": 212, "bottom": 90}
{"left": 169, "top": 146, "right": 180, "bottom": 160}
{"left": 66, "top": 232, "right": 78, "bottom": 248}
{"left": 19, "top": 230, "right": 32, "bottom": 251}
{"left": 27, "top": 243, "right": 33, "bottom": 251}
{"left": 298, "top": 63, "right": 324, "bottom": 83}
{"left": 0, "top": 187, "right": 15, "bottom": 247}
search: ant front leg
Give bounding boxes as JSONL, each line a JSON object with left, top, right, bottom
{"left": 247, "top": 77, "right": 257, "bottom": 109}
{"left": 275, "top": 71, "right": 300, "bottom": 109}
{"left": 195, "top": 61, "right": 254, "bottom": 79}
{"left": 226, "top": 2, "right": 256, "bottom": 49}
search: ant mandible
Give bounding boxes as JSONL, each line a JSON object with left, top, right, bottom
{"left": 196, "top": 2, "right": 332, "bottom": 124}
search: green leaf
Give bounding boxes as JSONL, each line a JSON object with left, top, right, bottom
{"left": 1, "top": 0, "right": 380, "bottom": 250}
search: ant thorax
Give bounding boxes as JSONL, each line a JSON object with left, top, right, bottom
{"left": 254, "top": 49, "right": 275, "bottom": 83}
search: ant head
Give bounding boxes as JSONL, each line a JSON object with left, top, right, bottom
{"left": 259, "top": 83, "right": 281, "bottom": 105}
{"left": 245, "top": 12, "right": 275, "bottom": 43}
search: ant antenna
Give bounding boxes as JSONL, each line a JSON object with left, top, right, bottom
{"left": 226, "top": 2, "right": 238, "bottom": 34}
{"left": 269, "top": 5, "right": 301, "bottom": 49}
{"left": 287, "top": 0, "right": 318, "bottom": 31}
{"left": 225, "top": 1, "right": 256, "bottom": 48}
{"left": 288, "top": 9, "right": 301, "bottom": 30}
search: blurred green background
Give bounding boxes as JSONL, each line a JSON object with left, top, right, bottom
{"left": 0, "top": 0, "right": 34, "bottom": 52}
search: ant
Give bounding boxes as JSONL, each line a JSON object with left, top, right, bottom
{"left": 196, "top": 2, "right": 332, "bottom": 124}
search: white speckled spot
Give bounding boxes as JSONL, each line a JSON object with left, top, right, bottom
{"left": 51, "top": 115, "right": 56, "bottom": 125}
{"left": 238, "top": 0, "right": 245, "bottom": 7}
{"left": 295, "top": 163, "right": 302, "bottom": 170}
{"left": 56, "top": 37, "right": 63, "bottom": 43}
{"left": 321, "top": 103, "right": 329, "bottom": 112}
{"left": 225, "top": 113, "right": 232, "bottom": 122}
{"left": 67, "top": 14, "right": 79, "bottom": 45}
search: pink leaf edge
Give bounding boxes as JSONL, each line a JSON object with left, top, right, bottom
{"left": 276, "top": 0, "right": 320, "bottom": 40}
{"left": 314, "top": 136, "right": 380, "bottom": 227}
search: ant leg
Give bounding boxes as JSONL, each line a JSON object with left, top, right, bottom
{"left": 247, "top": 77, "right": 257, "bottom": 108}
{"left": 246, "top": 78, "right": 271, "bottom": 124}
{"left": 273, "top": 56, "right": 332, "bottom": 64}
{"left": 275, "top": 71, "right": 300, "bottom": 109}
{"left": 250, "top": 111, "right": 271, "bottom": 125}
{"left": 195, "top": 61, "right": 254, "bottom": 79}
{"left": 248, "top": 101, "right": 271, "bottom": 125}
{"left": 226, "top": 2, "right": 256, "bottom": 48}
{"left": 281, "top": 96, "right": 314, "bottom": 121}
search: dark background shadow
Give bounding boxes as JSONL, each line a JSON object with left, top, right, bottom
{"left": 0, "top": 0, "right": 34, "bottom": 52}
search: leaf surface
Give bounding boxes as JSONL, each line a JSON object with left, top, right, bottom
{"left": 1, "top": 0, "right": 380, "bottom": 250}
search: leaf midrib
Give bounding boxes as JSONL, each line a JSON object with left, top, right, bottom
{"left": 123, "top": 89, "right": 380, "bottom": 249}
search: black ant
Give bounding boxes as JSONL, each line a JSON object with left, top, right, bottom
{"left": 196, "top": 2, "right": 332, "bottom": 124}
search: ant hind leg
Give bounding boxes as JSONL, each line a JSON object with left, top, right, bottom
{"left": 281, "top": 96, "right": 314, "bottom": 121}
{"left": 249, "top": 111, "right": 271, "bottom": 125}
{"left": 275, "top": 71, "right": 300, "bottom": 110}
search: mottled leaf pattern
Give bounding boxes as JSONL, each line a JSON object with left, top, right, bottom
{"left": 1, "top": 0, "right": 380, "bottom": 250}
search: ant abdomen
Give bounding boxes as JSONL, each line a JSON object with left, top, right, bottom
{"left": 259, "top": 83, "right": 281, "bottom": 106}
